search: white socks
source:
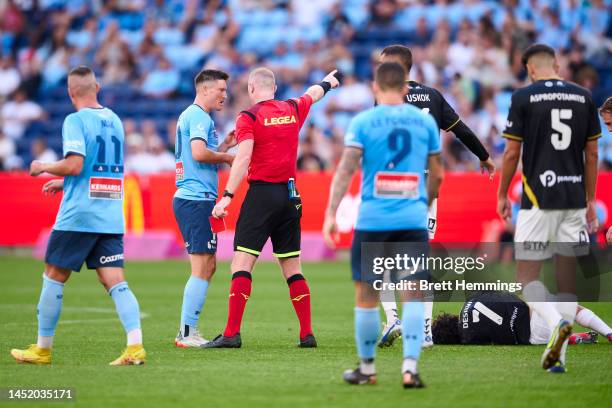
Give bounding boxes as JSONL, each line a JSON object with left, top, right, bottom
{"left": 127, "top": 328, "right": 143, "bottom": 346}
{"left": 37, "top": 335, "right": 53, "bottom": 349}
{"left": 402, "top": 358, "right": 418, "bottom": 374}
{"left": 576, "top": 307, "right": 612, "bottom": 336}
{"left": 382, "top": 301, "right": 399, "bottom": 325}
{"left": 523, "top": 281, "right": 562, "bottom": 329}
{"left": 360, "top": 359, "right": 376, "bottom": 375}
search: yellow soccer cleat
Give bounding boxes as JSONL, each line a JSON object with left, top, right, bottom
{"left": 10, "top": 344, "right": 52, "bottom": 365}
{"left": 109, "top": 344, "right": 146, "bottom": 366}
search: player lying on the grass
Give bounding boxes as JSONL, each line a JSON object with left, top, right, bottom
{"left": 11, "top": 66, "right": 145, "bottom": 366}
{"left": 323, "top": 62, "right": 444, "bottom": 388}
{"left": 431, "top": 291, "right": 612, "bottom": 345}
{"left": 172, "top": 69, "right": 236, "bottom": 348}
{"left": 376, "top": 45, "right": 495, "bottom": 348}
{"left": 498, "top": 44, "right": 602, "bottom": 374}
{"left": 204, "top": 67, "right": 340, "bottom": 348}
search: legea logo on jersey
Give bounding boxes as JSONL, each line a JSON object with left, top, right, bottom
{"left": 263, "top": 115, "right": 297, "bottom": 126}
{"left": 539, "top": 170, "right": 582, "bottom": 187}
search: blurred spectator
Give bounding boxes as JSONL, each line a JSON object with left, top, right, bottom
{"left": 1, "top": 89, "right": 45, "bottom": 140}
{"left": 30, "top": 138, "right": 58, "bottom": 163}
{"left": 147, "top": 136, "right": 175, "bottom": 172}
{"left": 0, "top": 56, "right": 21, "bottom": 100}
{"left": 141, "top": 56, "right": 179, "bottom": 98}
{"left": 0, "top": 0, "right": 611, "bottom": 173}
{"left": 298, "top": 135, "right": 326, "bottom": 172}
{"left": 0, "top": 130, "right": 16, "bottom": 170}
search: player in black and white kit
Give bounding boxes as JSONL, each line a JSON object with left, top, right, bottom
{"left": 431, "top": 291, "right": 612, "bottom": 345}
{"left": 376, "top": 45, "right": 496, "bottom": 348}
{"left": 497, "top": 44, "right": 602, "bottom": 373}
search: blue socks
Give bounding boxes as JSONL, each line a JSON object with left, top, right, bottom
{"left": 180, "top": 276, "right": 209, "bottom": 328}
{"left": 402, "top": 301, "right": 425, "bottom": 362}
{"left": 354, "top": 307, "right": 380, "bottom": 360}
{"left": 109, "top": 282, "right": 141, "bottom": 333}
{"left": 37, "top": 275, "right": 64, "bottom": 337}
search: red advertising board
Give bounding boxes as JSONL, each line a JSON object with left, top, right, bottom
{"left": 1, "top": 172, "right": 611, "bottom": 246}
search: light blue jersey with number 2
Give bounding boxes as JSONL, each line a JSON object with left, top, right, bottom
{"left": 54, "top": 107, "right": 125, "bottom": 234}
{"left": 345, "top": 104, "right": 440, "bottom": 231}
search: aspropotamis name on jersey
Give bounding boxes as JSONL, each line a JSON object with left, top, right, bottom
{"left": 89, "top": 177, "right": 123, "bottom": 200}
{"left": 374, "top": 172, "right": 420, "bottom": 199}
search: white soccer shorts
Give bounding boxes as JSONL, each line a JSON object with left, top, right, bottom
{"left": 514, "top": 208, "right": 589, "bottom": 261}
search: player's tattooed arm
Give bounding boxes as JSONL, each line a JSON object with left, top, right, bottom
{"left": 497, "top": 139, "right": 521, "bottom": 221}
{"left": 323, "top": 146, "right": 362, "bottom": 248}
{"left": 30, "top": 154, "right": 84, "bottom": 177}
{"left": 427, "top": 153, "right": 444, "bottom": 206}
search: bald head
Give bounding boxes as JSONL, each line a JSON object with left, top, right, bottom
{"left": 67, "top": 66, "right": 98, "bottom": 98}
{"left": 248, "top": 67, "right": 276, "bottom": 91}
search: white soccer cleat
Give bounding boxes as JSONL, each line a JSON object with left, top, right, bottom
{"left": 378, "top": 319, "right": 402, "bottom": 348}
{"left": 423, "top": 317, "right": 434, "bottom": 348}
{"left": 175, "top": 326, "right": 209, "bottom": 348}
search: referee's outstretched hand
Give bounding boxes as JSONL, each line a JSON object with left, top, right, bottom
{"left": 323, "top": 70, "right": 340, "bottom": 89}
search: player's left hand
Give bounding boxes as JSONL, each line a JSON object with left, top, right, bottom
{"left": 322, "top": 214, "right": 339, "bottom": 249}
{"left": 586, "top": 200, "right": 599, "bottom": 234}
{"left": 480, "top": 158, "right": 496, "bottom": 180}
{"left": 223, "top": 130, "right": 237, "bottom": 149}
{"left": 497, "top": 196, "right": 511, "bottom": 222}
{"left": 212, "top": 196, "right": 231, "bottom": 218}
{"left": 42, "top": 179, "right": 64, "bottom": 195}
{"left": 607, "top": 227, "right": 612, "bottom": 244}
{"left": 29, "top": 160, "right": 46, "bottom": 177}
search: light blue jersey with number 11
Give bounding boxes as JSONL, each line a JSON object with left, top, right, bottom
{"left": 345, "top": 103, "right": 440, "bottom": 231}
{"left": 54, "top": 107, "right": 125, "bottom": 234}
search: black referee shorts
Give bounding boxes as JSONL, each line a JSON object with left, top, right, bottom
{"left": 234, "top": 181, "right": 302, "bottom": 258}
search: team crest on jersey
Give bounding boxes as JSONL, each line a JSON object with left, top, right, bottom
{"left": 89, "top": 177, "right": 123, "bottom": 200}
{"left": 374, "top": 172, "right": 419, "bottom": 199}
{"left": 176, "top": 161, "right": 184, "bottom": 181}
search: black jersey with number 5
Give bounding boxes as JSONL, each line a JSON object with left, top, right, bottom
{"left": 459, "top": 291, "right": 531, "bottom": 345}
{"left": 502, "top": 79, "right": 601, "bottom": 210}
{"left": 405, "top": 80, "right": 459, "bottom": 132}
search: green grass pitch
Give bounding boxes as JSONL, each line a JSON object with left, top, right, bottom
{"left": 0, "top": 256, "right": 610, "bottom": 407}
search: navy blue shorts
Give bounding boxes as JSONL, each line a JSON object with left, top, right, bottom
{"left": 45, "top": 230, "right": 124, "bottom": 272}
{"left": 351, "top": 229, "right": 429, "bottom": 283}
{"left": 173, "top": 197, "right": 217, "bottom": 254}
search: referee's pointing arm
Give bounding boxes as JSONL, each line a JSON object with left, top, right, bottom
{"left": 212, "top": 68, "right": 340, "bottom": 218}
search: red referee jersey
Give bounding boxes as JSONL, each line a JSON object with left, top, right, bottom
{"left": 235, "top": 94, "right": 313, "bottom": 183}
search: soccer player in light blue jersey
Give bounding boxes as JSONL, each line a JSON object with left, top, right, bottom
{"left": 10, "top": 66, "right": 145, "bottom": 366}
{"left": 173, "top": 69, "right": 235, "bottom": 347}
{"left": 323, "top": 63, "right": 444, "bottom": 388}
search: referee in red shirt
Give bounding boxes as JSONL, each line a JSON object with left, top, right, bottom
{"left": 204, "top": 67, "right": 340, "bottom": 348}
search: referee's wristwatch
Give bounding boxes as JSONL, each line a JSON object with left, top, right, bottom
{"left": 222, "top": 190, "right": 234, "bottom": 199}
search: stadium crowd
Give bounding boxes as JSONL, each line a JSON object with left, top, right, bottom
{"left": 0, "top": 0, "right": 611, "bottom": 173}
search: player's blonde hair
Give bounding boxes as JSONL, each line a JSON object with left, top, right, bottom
{"left": 68, "top": 66, "right": 98, "bottom": 98}
{"left": 248, "top": 67, "right": 276, "bottom": 91}
{"left": 600, "top": 96, "right": 612, "bottom": 114}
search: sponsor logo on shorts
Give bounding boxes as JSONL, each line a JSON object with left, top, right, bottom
{"left": 99, "top": 253, "right": 124, "bottom": 264}
{"left": 539, "top": 170, "right": 582, "bottom": 187}
{"left": 374, "top": 172, "right": 419, "bottom": 199}
{"left": 522, "top": 241, "right": 549, "bottom": 251}
{"left": 89, "top": 177, "right": 123, "bottom": 200}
